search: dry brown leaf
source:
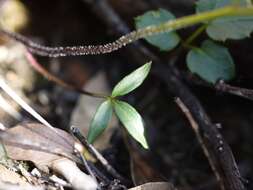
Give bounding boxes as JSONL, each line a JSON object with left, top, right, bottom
{"left": 0, "top": 123, "right": 98, "bottom": 190}
{"left": 1, "top": 123, "right": 78, "bottom": 170}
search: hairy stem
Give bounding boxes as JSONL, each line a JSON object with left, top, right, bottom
{"left": 1, "top": 5, "right": 253, "bottom": 57}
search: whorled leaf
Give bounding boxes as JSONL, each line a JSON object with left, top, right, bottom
{"left": 87, "top": 100, "right": 113, "bottom": 143}
{"left": 113, "top": 100, "right": 148, "bottom": 149}
{"left": 135, "top": 9, "right": 180, "bottom": 51}
{"left": 111, "top": 62, "right": 151, "bottom": 97}
{"left": 186, "top": 40, "right": 235, "bottom": 84}
{"left": 196, "top": 0, "right": 253, "bottom": 41}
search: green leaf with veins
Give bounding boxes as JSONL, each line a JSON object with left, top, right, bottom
{"left": 135, "top": 9, "right": 180, "bottom": 51}
{"left": 113, "top": 100, "right": 148, "bottom": 149}
{"left": 186, "top": 40, "right": 235, "bottom": 84}
{"left": 87, "top": 100, "right": 113, "bottom": 143}
{"left": 111, "top": 62, "right": 151, "bottom": 97}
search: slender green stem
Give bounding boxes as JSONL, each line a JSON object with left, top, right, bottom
{"left": 182, "top": 43, "right": 199, "bottom": 50}
{"left": 135, "top": 6, "right": 253, "bottom": 41}
{"left": 2, "top": 5, "right": 253, "bottom": 57}
{"left": 183, "top": 24, "right": 207, "bottom": 47}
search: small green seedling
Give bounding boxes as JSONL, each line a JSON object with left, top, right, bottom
{"left": 3, "top": 0, "right": 253, "bottom": 149}
{"left": 88, "top": 0, "right": 253, "bottom": 148}
{"left": 87, "top": 62, "right": 151, "bottom": 149}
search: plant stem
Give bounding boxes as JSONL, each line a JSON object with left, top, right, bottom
{"left": 183, "top": 24, "right": 207, "bottom": 47}
{"left": 2, "top": 5, "right": 253, "bottom": 57}
{"left": 137, "top": 6, "right": 253, "bottom": 39}
{"left": 25, "top": 51, "right": 108, "bottom": 99}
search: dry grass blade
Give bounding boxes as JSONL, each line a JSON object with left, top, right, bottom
{"left": 0, "top": 78, "right": 54, "bottom": 130}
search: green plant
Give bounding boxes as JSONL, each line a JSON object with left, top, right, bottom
{"left": 134, "top": 0, "right": 253, "bottom": 84}
{"left": 2, "top": 0, "right": 253, "bottom": 149}
{"left": 87, "top": 62, "right": 151, "bottom": 149}
{"left": 88, "top": 0, "right": 253, "bottom": 148}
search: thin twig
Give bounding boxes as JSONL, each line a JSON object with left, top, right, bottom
{"left": 0, "top": 80, "right": 80, "bottom": 159}
{"left": 70, "top": 126, "right": 128, "bottom": 184}
{"left": 157, "top": 66, "right": 246, "bottom": 190}
{"left": 79, "top": 153, "right": 98, "bottom": 184}
{"left": 85, "top": 162, "right": 111, "bottom": 184}
{"left": 0, "top": 78, "right": 55, "bottom": 130}
{"left": 215, "top": 80, "right": 253, "bottom": 101}
{"left": 182, "top": 75, "right": 253, "bottom": 101}
{"left": 175, "top": 97, "right": 224, "bottom": 190}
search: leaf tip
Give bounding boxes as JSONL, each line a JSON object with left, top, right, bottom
{"left": 111, "top": 61, "right": 152, "bottom": 97}
{"left": 145, "top": 61, "right": 152, "bottom": 69}
{"left": 142, "top": 139, "right": 149, "bottom": 149}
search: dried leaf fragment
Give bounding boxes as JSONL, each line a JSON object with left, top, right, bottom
{"left": 1, "top": 123, "right": 77, "bottom": 168}
{"left": 0, "top": 123, "right": 98, "bottom": 190}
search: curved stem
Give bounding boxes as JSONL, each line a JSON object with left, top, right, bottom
{"left": 183, "top": 24, "right": 207, "bottom": 47}
{"left": 25, "top": 51, "right": 108, "bottom": 98}
{"left": 1, "top": 6, "right": 253, "bottom": 57}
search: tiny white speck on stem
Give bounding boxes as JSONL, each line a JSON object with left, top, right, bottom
{"left": 218, "top": 147, "right": 223, "bottom": 152}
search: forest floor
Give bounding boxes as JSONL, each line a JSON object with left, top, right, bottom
{"left": 0, "top": 0, "right": 253, "bottom": 190}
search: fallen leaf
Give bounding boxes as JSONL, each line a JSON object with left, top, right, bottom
{"left": 0, "top": 123, "right": 98, "bottom": 190}
{"left": 1, "top": 123, "right": 78, "bottom": 169}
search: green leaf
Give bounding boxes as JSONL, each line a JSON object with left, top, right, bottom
{"left": 113, "top": 100, "right": 148, "bottom": 149}
{"left": 111, "top": 62, "right": 151, "bottom": 97}
{"left": 87, "top": 100, "right": 113, "bottom": 143}
{"left": 135, "top": 9, "right": 180, "bottom": 51}
{"left": 196, "top": 0, "right": 253, "bottom": 41}
{"left": 186, "top": 40, "right": 235, "bottom": 84}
